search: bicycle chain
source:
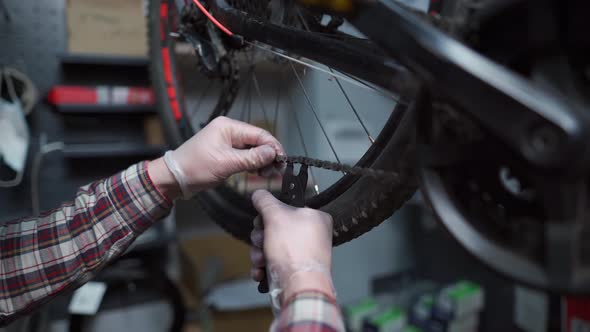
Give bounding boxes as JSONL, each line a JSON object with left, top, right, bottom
{"left": 276, "top": 155, "right": 402, "bottom": 181}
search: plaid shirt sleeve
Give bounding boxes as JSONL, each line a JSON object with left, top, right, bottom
{"left": 0, "top": 161, "right": 172, "bottom": 326}
{"left": 272, "top": 290, "right": 345, "bottom": 332}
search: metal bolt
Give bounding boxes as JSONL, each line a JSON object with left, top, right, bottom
{"left": 530, "top": 126, "right": 560, "bottom": 155}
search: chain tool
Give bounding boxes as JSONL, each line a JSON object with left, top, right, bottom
{"left": 276, "top": 155, "right": 402, "bottom": 181}
{"left": 257, "top": 155, "right": 401, "bottom": 294}
{"left": 257, "top": 158, "right": 308, "bottom": 294}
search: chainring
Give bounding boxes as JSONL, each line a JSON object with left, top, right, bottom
{"left": 415, "top": 1, "right": 590, "bottom": 293}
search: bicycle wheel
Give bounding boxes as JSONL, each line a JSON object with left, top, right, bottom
{"left": 148, "top": 0, "right": 418, "bottom": 245}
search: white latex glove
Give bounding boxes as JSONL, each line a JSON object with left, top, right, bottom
{"left": 148, "top": 117, "right": 285, "bottom": 200}
{"left": 249, "top": 190, "right": 335, "bottom": 308}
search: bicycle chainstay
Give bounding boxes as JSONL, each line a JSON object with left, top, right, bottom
{"left": 276, "top": 155, "right": 402, "bottom": 181}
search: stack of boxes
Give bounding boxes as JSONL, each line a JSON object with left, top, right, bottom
{"left": 345, "top": 280, "right": 485, "bottom": 332}
{"left": 410, "top": 280, "right": 484, "bottom": 332}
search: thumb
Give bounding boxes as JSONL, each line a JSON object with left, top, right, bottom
{"left": 233, "top": 145, "right": 277, "bottom": 173}
{"left": 251, "top": 189, "right": 286, "bottom": 219}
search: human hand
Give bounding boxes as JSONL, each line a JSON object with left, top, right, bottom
{"left": 148, "top": 117, "right": 285, "bottom": 200}
{"left": 249, "top": 190, "right": 335, "bottom": 302}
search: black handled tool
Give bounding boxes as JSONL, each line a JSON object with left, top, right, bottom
{"left": 257, "top": 161, "right": 308, "bottom": 293}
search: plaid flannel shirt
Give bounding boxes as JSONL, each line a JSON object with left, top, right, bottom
{"left": 273, "top": 290, "right": 345, "bottom": 332}
{"left": 0, "top": 161, "right": 345, "bottom": 331}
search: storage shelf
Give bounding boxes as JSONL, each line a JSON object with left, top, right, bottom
{"left": 63, "top": 143, "right": 166, "bottom": 158}
{"left": 55, "top": 104, "right": 156, "bottom": 114}
{"left": 60, "top": 53, "right": 149, "bottom": 67}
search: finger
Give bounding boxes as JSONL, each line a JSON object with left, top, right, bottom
{"left": 250, "top": 228, "right": 264, "bottom": 248}
{"left": 249, "top": 247, "right": 266, "bottom": 267}
{"left": 234, "top": 145, "right": 277, "bottom": 172}
{"left": 253, "top": 215, "right": 263, "bottom": 229}
{"left": 251, "top": 189, "right": 288, "bottom": 217}
{"left": 258, "top": 165, "right": 275, "bottom": 178}
{"left": 276, "top": 160, "right": 287, "bottom": 174}
{"left": 250, "top": 268, "right": 265, "bottom": 282}
{"left": 226, "top": 118, "right": 285, "bottom": 154}
{"left": 260, "top": 158, "right": 287, "bottom": 177}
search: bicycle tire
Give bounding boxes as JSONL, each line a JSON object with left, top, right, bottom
{"left": 148, "top": 0, "right": 418, "bottom": 245}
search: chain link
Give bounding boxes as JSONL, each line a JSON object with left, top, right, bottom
{"left": 276, "top": 155, "right": 402, "bottom": 181}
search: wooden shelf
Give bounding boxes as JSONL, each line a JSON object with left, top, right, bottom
{"left": 60, "top": 53, "right": 149, "bottom": 67}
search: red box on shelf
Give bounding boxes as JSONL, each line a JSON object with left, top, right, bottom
{"left": 48, "top": 85, "right": 156, "bottom": 113}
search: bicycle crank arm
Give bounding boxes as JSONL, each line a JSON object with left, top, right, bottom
{"left": 350, "top": 0, "right": 590, "bottom": 174}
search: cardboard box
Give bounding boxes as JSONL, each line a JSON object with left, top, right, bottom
{"left": 211, "top": 308, "right": 274, "bottom": 332}
{"left": 66, "top": 0, "right": 148, "bottom": 56}
{"left": 182, "top": 308, "right": 274, "bottom": 332}
{"left": 179, "top": 232, "right": 274, "bottom": 332}
{"left": 179, "top": 231, "right": 253, "bottom": 303}
{"left": 144, "top": 115, "right": 166, "bottom": 146}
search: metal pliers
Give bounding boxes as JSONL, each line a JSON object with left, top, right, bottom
{"left": 257, "top": 160, "right": 308, "bottom": 293}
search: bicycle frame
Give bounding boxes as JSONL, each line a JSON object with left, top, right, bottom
{"left": 209, "top": 0, "right": 590, "bottom": 174}
{"left": 208, "top": 0, "right": 418, "bottom": 98}
{"left": 350, "top": 1, "right": 590, "bottom": 293}
{"left": 204, "top": 0, "right": 590, "bottom": 293}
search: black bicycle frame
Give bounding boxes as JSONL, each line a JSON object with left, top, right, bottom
{"left": 209, "top": 0, "right": 418, "bottom": 98}
{"left": 210, "top": 0, "right": 590, "bottom": 174}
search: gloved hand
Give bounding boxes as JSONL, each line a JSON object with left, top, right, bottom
{"left": 148, "top": 117, "right": 285, "bottom": 200}
{"left": 249, "top": 189, "right": 335, "bottom": 307}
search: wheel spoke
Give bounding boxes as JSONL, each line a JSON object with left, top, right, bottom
{"left": 190, "top": 82, "right": 213, "bottom": 119}
{"left": 287, "top": 93, "right": 320, "bottom": 194}
{"left": 267, "top": 75, "right": 283, "bottom": 191}
{"left": 247, "top": 77, "right": 253, "bottom": 125}
{"left": 296, "top": 9, "right": 400, "bottom": 125}
{"left": 244, "top": 40, "right": 386, "bottom": 95}
{"left": 296, "top": 10, "right": 402, "bottom": 104}
{"left": 330, "top": 67, "right": 375, "bottom": 143}
{"left": 252, "top": 72, "right": 272, "bottom": 129}
{"left": 239, "top": 75, "right": 252, "bottom": 122}
{"left": 298, "top": 9, "right": 382, "bottom": 144}
{"left": 289, "top": 62, "right": 342, "bottom": 165}
{"left": 244, "top": 71, "right": 254, "bottom": 194}
{"left": 296, "top": 9, "right": 312, "bottom": 32}
{"left": 272, "top": 74, "right": 282, "bottom": 136}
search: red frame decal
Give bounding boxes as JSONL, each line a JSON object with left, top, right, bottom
{"left": 160, "top": 1, "right": 182, "bottom": 121}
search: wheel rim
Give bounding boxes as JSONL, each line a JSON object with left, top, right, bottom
{"left": 154, "top": 0, "right": 405, "bottom": 219}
